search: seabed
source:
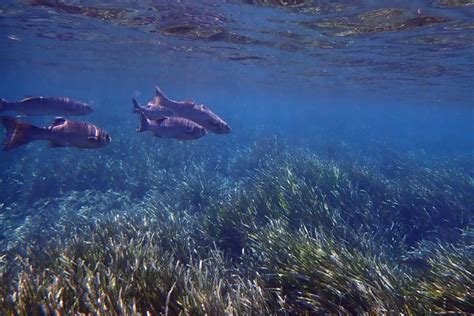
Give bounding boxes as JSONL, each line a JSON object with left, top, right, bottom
{"left": 1, "top": 136, "right": 472, "bottom": 314}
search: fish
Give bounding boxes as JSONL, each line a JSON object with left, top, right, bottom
{"left": 136, "top": 112, "right": 206, "bottom": 140}
{"left": 132, "top": 98, "right": 175, "bottom": 120}
{"left": 151, "top": 86, "right": 231, "bottom": 134}
{"left": 1, "top": 116, "right": 111, "bottom": 151}
{"left": 0, "top": 96, "right": 93, "bottom": 116}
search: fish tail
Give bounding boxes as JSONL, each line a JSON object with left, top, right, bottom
{"left": 132, "top": 98, "right": 141, "bottom": 114}
{"left": 1, "top": 116, "right": 40, "bottom": 151}
{"left": 137, "top": 112, "right": 148, "bottom": 133}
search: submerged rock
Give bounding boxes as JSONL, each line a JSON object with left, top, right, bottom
{"left": 227, "top": 55, "right": 266, "bottom": 61}
{"left": 400, "top": 256, "right": 432, "bottom": 271}
{"left": 161, "top": 24, "right": 198, "bottom": 36}
{"left": 30, "top": 0, "right": 127, "bottom": 21}
{"left": 242, "top": 0, "right": 355, "bottom": 15}
{"left": 393, "top": 33, "right": 474, "bottom": 50}
{"left": 302, "top": 8, "right": 451, "bottom": 37}
{"left": 432, "top": 0, "right": 474, "bottom": 8}
{"left": 242, "top": 0, "right": 306, "bottom": 6}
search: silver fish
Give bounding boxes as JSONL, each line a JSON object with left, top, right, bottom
{"left": 1, "top": 116, "right": 110, "bottom": 151}
{"left": 137, "top": 112, "right": 206, "bottom": 140}
{"left": 132, "top": 98, "right": 175, "bottom": 120}
{"left": 151, "top": 86, "right": 231, "bottom": 134}
{"left": 0, "top": 96, "right": 93, "bottom": 116}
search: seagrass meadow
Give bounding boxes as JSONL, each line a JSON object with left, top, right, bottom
{"left": 0, "top": 130, "right": 472, "bottom": 314}
{"left": 1, "top": 0, "right": 474, "bottom": 315}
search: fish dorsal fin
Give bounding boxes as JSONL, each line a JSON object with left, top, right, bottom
{"left": 51, "top": 117, "right": 66, "bottom": 127}
{"left": 21, "top": 96, "right": 41, "bottom": 102}
{"left": 154, "top": 86, "right": 170, "bottom": 105}
{"left": 183, "top": 98, "right": 194, "bottom": 103}
{"left": 148, "top": 98, "right": 167, "bottom": 108}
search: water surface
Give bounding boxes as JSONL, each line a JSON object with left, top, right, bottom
{"left": 0, "top": 0, "right": 473, "bottom": 314}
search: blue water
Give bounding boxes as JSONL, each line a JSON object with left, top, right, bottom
{"left": 0, "top": 0, "right": 473, "bottom": 313}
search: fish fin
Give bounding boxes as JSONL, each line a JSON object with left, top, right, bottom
{"left": 50, "top": 117, "right": 67, "bottom": 127}
{"left": 183, "top": 98, "right": 194, "bottom": 103}
{"left": 154, "top": 85, "right": 170, "bottom": 105}
{"left": 48, "top": 142, "right": 65, "bottom": 148}
{"left": 20, "top": 96, "right": 41, "bottom": 102}
{"left": 132, "top": 98, "right": 141, "bottom": 114}
{"left": 1, "top": 116, "right": 40, "bottom": 151}
{"left": 0, "top": 99, "right": 6, "bottom": 112}
{"left": 137, "top": 112, "right": 149, "bottom": 133}
{"left": 148, "top": 99, "right": 163, "bottom": 108}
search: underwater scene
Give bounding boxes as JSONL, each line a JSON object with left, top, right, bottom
{"left": 0, "top": 0, "right": 473, "bottom": 314}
